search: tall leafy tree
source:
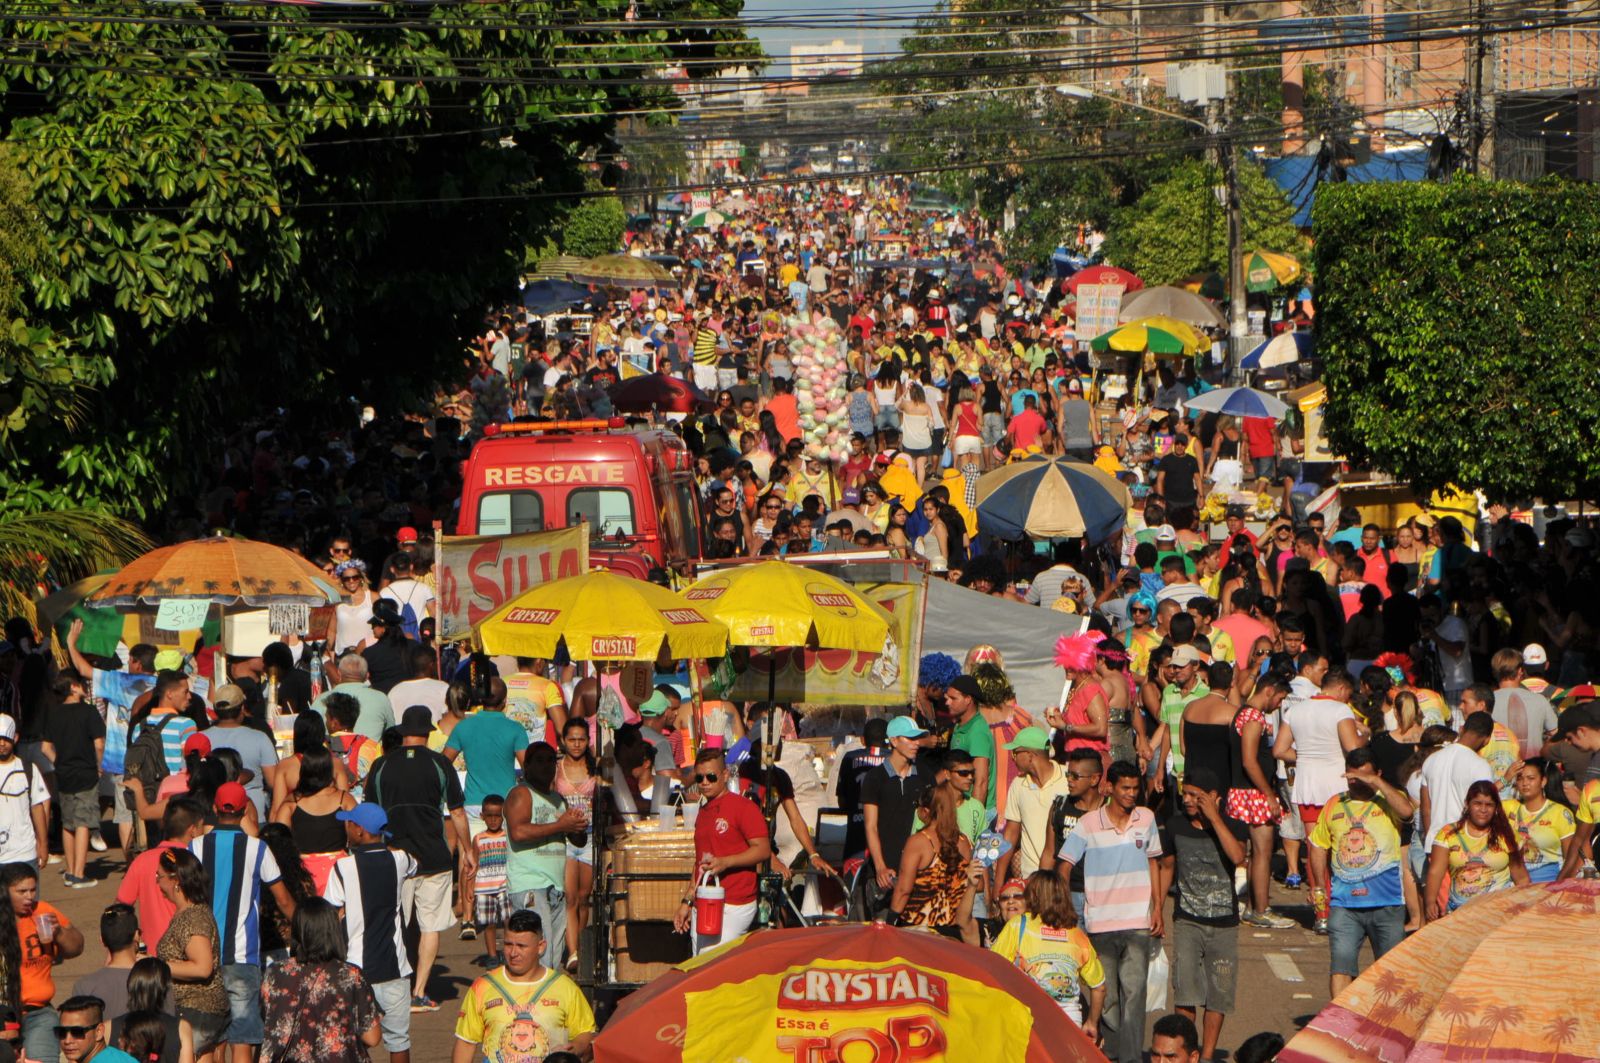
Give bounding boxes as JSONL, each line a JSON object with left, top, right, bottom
{"left": 1315, "top": 177, "right": 1600, "bottom": 500}
{"left": 1101, "top": 158, "right": 1305, "bottom": 285}
{"left": 0, "top": 1, "right": 753, "bottom": 517}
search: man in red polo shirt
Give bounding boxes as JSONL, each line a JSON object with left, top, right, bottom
{"left": 673, "top": 748, "right": 770, "bottom": 954}
{"left": 114, "top": 797, "right": 206, "bottom": 948}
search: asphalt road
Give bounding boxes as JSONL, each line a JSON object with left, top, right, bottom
{"left": 42, "top": 851, "right": 1335, "bottom": 1063}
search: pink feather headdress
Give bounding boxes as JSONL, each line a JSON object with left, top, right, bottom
{"left": 1054, "top": 632, "right": 1101, "bottom": 674}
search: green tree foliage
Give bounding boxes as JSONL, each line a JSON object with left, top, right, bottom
{"left": 0, "top": 1, "right": 753, "bottom": 518}
{"left": 1314, "top": 177, "right": 1600, "bottom": 501}
{"left": 1101, "top": 158, "right": 1305, "bottom": 285}
{"left": 0, "top": 143, "right": 83, "bottom": 453}
{"left": 561, "top": 196, "right": 628, "bottom": 257}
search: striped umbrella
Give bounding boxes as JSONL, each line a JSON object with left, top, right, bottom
{"left": 569, "top": 254, "right": 676, "bottom": 289}
{"left": 686, "top": 209, "right": 728, "bottom": 228}
{"left": 1183, "top": 386, "right": 1290, "bottom": 419}
{"left": 1089, "top": 314, "right": 1211, "bottom": 356}
{"left": 974, "top": 456, "right": 1130, "bottom": 542}
{"left": 526, "top": 253, "right": 588, "bottom": 281}
{"left": 1241, "top": 330, "right": 1314, "bottom": 369}
{"left": 1244, "top": 248, "right": 1302, "bottom": 292}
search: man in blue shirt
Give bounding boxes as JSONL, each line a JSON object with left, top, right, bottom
{"left": 443, "top": 677, "right": 527, "bottom": 834}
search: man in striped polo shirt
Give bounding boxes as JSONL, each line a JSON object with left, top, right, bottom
{"left": 1056, "top": 761, "right": 1164, "bottom": 1063}
{"left": 190, "top": 783, "right": 296, "bottom": 1063}
{"left": 324, "top": 803, "right": 418, "bottom": 1063}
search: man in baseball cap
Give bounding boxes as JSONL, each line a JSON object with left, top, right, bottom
{"left": 191, "top": 777, "right": 295, "bottom": 1055}
{"left": 862, "top": 715, "right": 935, "bottom": 902}
{"left": 1521, "top": 644, "right": 1554, "bottom": 695}
{"left": 336, "top": 802, "right": 392, "bottom": 840}
{"left": 885, "top": 716, "right": 927, "bottom": 740}
{"left": 213, "top": 781, "right": 250, "bottom": 817}
{"left": 996, "top": 726, "right": 1072, "bottom": 886}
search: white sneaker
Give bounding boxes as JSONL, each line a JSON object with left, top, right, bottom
{"left": 89, "top": 833, "right": 108, "bottom": 853}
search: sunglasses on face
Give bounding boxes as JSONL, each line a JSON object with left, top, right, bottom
{"left": 330, "top": 546, "right": 352, "bottom": 555}
{"left": 999, "top": 892, "right": 1024, "bottom": 902}
{"left": 694, "top": 772, "right": 721, "bottom": 783}
{"left": 55, "top": 1027, "right": 95, "bottom": 1040}
{"left": 1130, "top": 607, "right": 1151, "bottom": 616}
{"left": 950, "top": 768, "right": 975, "bottom": 777}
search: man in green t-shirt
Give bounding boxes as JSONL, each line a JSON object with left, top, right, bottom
{"left": 947, "top": 675, "right": 997, "bottom": 814}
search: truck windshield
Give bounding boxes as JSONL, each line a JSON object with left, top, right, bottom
{"left": 477, "top": 491, "right": 545, "bottom": 535}
{"left": 568, "top": 488, "right": 635, "bottom": 538}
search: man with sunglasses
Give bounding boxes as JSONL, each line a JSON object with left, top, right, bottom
{"left": 675, "top": 749, "right": 770, "bottom": 954}
{"left": 53, "top": 996, "right": 134, "bottom": 1063}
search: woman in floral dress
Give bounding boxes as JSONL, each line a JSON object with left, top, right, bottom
{"left": 262, "top": 898, "right": 382, "bottom": 1063}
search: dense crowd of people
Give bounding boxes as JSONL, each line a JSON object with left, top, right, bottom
{"left": 1, "top": 174, "right": 1596, "bottom": 1063}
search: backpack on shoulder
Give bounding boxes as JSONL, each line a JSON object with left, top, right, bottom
{"left": 124, "top": 715, "right": 176, "bottom": 808}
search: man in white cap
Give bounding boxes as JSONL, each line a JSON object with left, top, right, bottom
{"left": 1520, "top": 643, "right": 1555, "bottom": 697}
{"left": 1153, "top": 645, "right": 1210, "bottom": 787}
{"left": 0, "top": 715, "right": 50, "bottom": 874}
{"left": 1489, "top": 647, "right": 1558, "bottom": 754}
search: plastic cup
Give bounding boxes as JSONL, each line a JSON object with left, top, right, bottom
{"left": 657, "top": 801, "right": 677, "bottom": 832}
{"left": 682, "top": 801, "right": 700, "bottom": 832}
{"left": 34, "top": 913, "right": 55, "bottom": 944}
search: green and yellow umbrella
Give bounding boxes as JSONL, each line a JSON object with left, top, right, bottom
{"left": 1244, "top": 249, "right": 1302, "bottom": 292}
{"left": 526, "top": 253, "right": 588, "bottom": 281}
{"left": 1089, "top": 314, "right": 1212, "bottom": 357}
{"left": 569, "top": 254, "right": 677, "bottom": 289}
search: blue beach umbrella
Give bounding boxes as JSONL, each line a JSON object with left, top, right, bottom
{"left": 1240, "top": 330, "right": 1314, "bottom": 370}
{"left": 520, "top": 278, "right": 591, "bottom": 314}
{"left": 1183, "top": 386, "right": 1290, "bottom": 419}
{"left": 974, "top": 456, "right": 1130, "bottom": 542}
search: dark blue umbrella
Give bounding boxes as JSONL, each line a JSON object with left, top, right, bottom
{"left": 974, "top": 456, "right": 1130, "bottom": 542}
{"left": 520, "top": 278, "right": 590, "bottom": 314}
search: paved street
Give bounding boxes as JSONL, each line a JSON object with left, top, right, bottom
{"left": 41, "top": 843, "right": 1341, "bottom": 1062}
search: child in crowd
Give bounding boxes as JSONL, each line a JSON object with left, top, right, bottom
{"left": 471, "top": 794, "right": 511, "bottom": 965}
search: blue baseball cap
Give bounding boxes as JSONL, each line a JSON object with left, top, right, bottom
{"left": 886, "top": 716, "right": 927, "bottom": 740}
{"left": 336, "top": 803, "right": 391, "bottom": 838}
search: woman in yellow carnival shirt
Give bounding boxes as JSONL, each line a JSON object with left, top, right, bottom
{"left": 1501, "top": 758, "right": 1575, "bottom": 884}
{"left": 989, "top": 871, "right": 1106, "bottom": 1039}
{"left": 1424, "top": 779, "right": 1530, "bottom": 919}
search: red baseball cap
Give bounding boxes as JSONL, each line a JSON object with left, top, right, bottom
{"left": 213, "top": 782, "right": 249, "bottom": 815}
{"left": 183, "top": 732, "right": 212, "bottom": 758}
{"left": 396, "top": 526, "right": 419, "bottom": 544}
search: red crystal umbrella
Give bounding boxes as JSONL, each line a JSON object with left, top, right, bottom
{"left": 1066, "top": 265, "right": 1144, "bottom": 293}
{"left": 593, "top": 922, "right": 1107, "bottom": 1063}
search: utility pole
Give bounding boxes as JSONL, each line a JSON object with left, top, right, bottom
{"left": 1201, "top": 0, "right": 1248, "bottom": 376}
{"left": 1223, "top": 92, "right": 1248, "bottom": 381}
{"left": 1468, "top": 0, "right": 1495, "bottom": 174}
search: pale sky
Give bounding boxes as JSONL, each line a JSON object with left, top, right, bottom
{"left": 742, "top": 0, "right": 924, "bottom": 76}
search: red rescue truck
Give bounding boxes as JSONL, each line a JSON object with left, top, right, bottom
{"left": 457, "top": 418, "right": 703, "bottom": 573}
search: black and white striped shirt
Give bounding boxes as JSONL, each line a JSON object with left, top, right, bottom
{"left": 323, "top": 844, "right": 417, "bottom": 984}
